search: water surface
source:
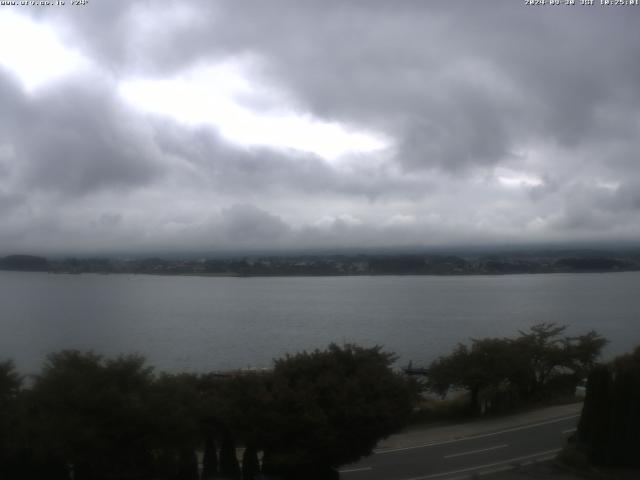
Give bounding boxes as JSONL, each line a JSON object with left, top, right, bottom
{"left": 1, "top": 271, "right": 639, "bottom": 373}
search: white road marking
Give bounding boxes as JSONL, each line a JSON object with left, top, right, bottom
{"left": 562, "top": 428, "right": 577, "bottom": 434}
{"left": 400, "top": 448, "right": 561, "bottom": 480}
{"left": 376, "top": 414, "right": 580, "bottom": 454}
{"left": 443, "top": 444, "right": 508, "bottom": 459}
{"left": 339, "top": 466, "right": 373, "bottom": 474}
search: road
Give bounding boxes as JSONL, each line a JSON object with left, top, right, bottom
{"left": 339, "top": 414, "right": 579, "bottom": 480}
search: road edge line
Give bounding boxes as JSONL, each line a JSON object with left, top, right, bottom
{"left": 400, "top": 448, "right": 561, "bottom": 480}
{"left": 376, "top": 414, "right": 580, "bottom": 454}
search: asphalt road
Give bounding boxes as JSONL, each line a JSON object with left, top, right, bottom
{"left": 339, "top": 414, "right": 579, "bottom": 480}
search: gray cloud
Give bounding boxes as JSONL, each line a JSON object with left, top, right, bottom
{"left": 0, "top": 73, "right": 162, "bottom": 197}
{"left": 0, "top": 190, "right": 25, "bottom": 214}
{"left": 218, "top": 204, "right": 290, "bottom": 244}
{"left": 1, "top": 2, "right": 640, "bottom": 253}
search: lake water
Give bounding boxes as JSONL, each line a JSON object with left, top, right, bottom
{"left": 1, "top": 270, "right": 639, "bottom": 374}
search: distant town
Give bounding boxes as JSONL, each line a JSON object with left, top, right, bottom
{"left": 2, "top": 249, "right": 640, "bottom": 276}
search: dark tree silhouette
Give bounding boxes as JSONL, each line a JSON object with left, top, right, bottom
{"left": 577, "top": 365, "right": 612, "bottom": 465}
{"left": 241, "top": 444, "right": 260, "bottom": 480}
{"left": 425, "top": 324, "right": 607, "bottom": 413}
{"left": 576, "top": 346, "right": 640, "bottom": 467}
{"left": 257, "top": 344, "right": 417, "bottom": 479}
{"left": 219, "top": 430, "right": 241, "bottom": 479}
{"left": 0, "top": 344, "right": 417, "bottom": 480}
{"left": 176, "top": 448, "right": 199, "bottom": 480}
{"left": 28, "top": 351, "right": 157, "bottom": 480}
{"left": 201, "top": 433, "right": 218, "bottom": 479}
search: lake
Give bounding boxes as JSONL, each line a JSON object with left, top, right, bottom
{"left": 1, "top": 270, "right": 639, "bottom": 374}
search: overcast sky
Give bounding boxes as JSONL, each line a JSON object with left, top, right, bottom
{"left": 0, "top": 1, "right": 639, "bottom": 255}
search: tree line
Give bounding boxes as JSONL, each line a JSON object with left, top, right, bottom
{"left": 421, "top": 323, "right": 607, "bottom": 414}
{"left": 0, "top": 344, "right": 417, "bottom": 480}
{"left": 0, "top": 325, "right": 617, "bottom": 479}
{"left": 3, "top": 252, "right": 640, "bottom": 276}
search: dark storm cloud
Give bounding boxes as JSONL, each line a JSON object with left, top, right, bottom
{"left": 219, "top": 204, "right": 290, "bottom": 243}
{"left": 60, "top": 1, "right": 639, "bottom": 171}
{"left": 1, "top": 1, "right": 640, "bottom": 252}
{"left": 0, "top": 71, "right": 161, "bottom": 197}
{"left": 118, "top": 0, "right": 638, "bottom": 172}
{"left": 0, "top": 190, "right": 25, "bottom": 214}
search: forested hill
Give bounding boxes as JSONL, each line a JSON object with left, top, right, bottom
{"left": 2, "top": 251, "right": 640, "bottom": 276}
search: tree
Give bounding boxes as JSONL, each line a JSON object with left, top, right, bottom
{"left": 0, "top": 345, "right": 417, "bottom": 480}
{"left": 514, "top": 324, "right": 607, "bottom": 399}
{"left": 0, "top": 360, "right": 21, "bottom": 403}
{"left": 176, "top": 448, "right": 199, "bottom": 480}
{"left": 257, "top": 344, "right": 417, "bottom": 479}
{"left": 562, "top": 330, "right": 609, "bottom": 381}
{"left": 425, "top": 324, "right": 607, "bottom": 413}
{"left": 29, "top": 351, "right": 157, "bottom": 480}
{"left": 219, "top": 430, "right": 241, "bottom": 479}
{"left": 241, "top": 444, "right": 260, "bottom": 480}
{"left": 150, "top": 373, "right": 203, "bottom": 448}
{"left": 607, "top": 352, "right": 640, "bottom": 466}
{"left": 514, "top": 323, "right": 570, "bottom": 398}
{"left": 425, "top": 338, "right": 522, "bottom": 414}
{"left": 576, "top": 346, "right": 640, "bottom": 467}
{"left": 0, "top": 360, "right": 25, "bottom": 479}
{"left": 576, "top": 365, "right": 612, "bottom": 465}
{"left": 201, "top": 434, "right": 218, "bottom": 479}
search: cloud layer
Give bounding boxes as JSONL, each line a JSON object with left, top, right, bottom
{"left": 1, "top": 1, "right": 639, "bottom": 254}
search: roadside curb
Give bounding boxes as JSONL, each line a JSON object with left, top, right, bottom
{"left": 375, "top": 403, "right": 583, "bottom": 453}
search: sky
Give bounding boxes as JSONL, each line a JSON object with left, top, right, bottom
{"left": 0, "top": 1, "right": 639, "bottom": 255}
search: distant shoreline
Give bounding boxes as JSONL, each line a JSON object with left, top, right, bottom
{"left": 3, "top": 268, "right": 640, "bottom": 279}
{"left": 2, "top": 252, "right": 640, "bottom": 277}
